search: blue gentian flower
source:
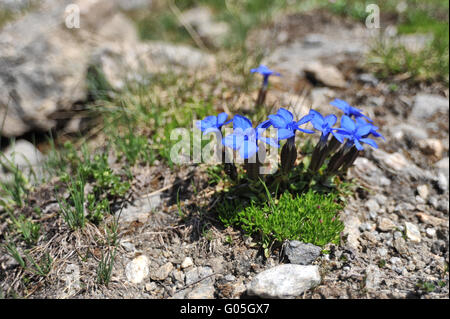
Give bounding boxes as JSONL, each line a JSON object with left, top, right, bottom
{"left": 251, "top": 64, "right": 281, "bottom": 87}
{"left": 222, "top": 115, "right": 278, "bottom": 159}
{"left": 265, "top": 108, "right": 314, "bottom": 141}
{"left": 196, "top": 113, "right": 231, "bottom": 134}
{"left": 330, "top": 99, "right": 372, "bottom": 122}
{"left": 356, "top": 117, "right": 385, "bottom": 140}
{"left": 309, "top": 110, "right": 343, "bottom": 143}
{"left": 334, "top": 115, "right": 378, "bottom": 151}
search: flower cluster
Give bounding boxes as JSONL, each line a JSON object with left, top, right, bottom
{"left": 196, "top": 66, "right": 384, "bottom": 181}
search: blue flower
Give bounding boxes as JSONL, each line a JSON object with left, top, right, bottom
{"left": 196, "top": 113, "right": 231, "bottom": 134}
{"left": 251, "top": 64, "right": 281, "bottom": 87}
{"left": 265, "top": 108, "right": 314, "bottom": 140}
{"left": 356, "top": 117, "right": 385, "bottom": 140}
{"left": 309, "top": 110, "right": 343, "bottom": 143}
{"left": 222, "top": 115, "right": 278, "bottom": 159}
{"left": 334, "top": 115, "right": 378, "bottom": 151}
{"left": 330, "top": 99, "right": 372, "bottom": 122}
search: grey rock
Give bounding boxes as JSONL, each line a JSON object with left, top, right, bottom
{"left": 378, "top": 247, "right": 388, "bottom": 257}
{"left": 207, "top": 256, "right": 226, "bottom": 274}
{"left": 151, "top": 262, "right": 173, "bottom": 281}
{"left": 437, "top": 173, "right": 448, "bottom": 192}
{"left": 411, "top": 93, "right": 449, "bottom": 119}
{"left": 120, "top": 241, "right": 136, "bottom": 253}
{"left": 365, "top": 265, "right": 381, "bottom": 290}
{"left": 224, "top": 274, "right": 236, "bottom": 282}
{"left": 390, "top": 123, "right": 428, "bottom": 141}
{"left": 343, "top": 213, "right": 361, "bottom": 250}
{"left": 390, "top": 257, "right": 401, "bottom": 265}
{"left": 377, "top": 217, "right": 396, "bottom": 232}
{"left": 365, "top": 199, "right": 380, "bottom": 214}
{"left": 171, "top": 269, "right": 185, "bottom": 283}
{"left": 92, "top": 41, "right": 216, "bottom": 91}
{"left": 0, "top": 0, "right": 136, "bottom": 137}
{"left": 118, "top": 195, "right": 161, "bottom": 224}
{"left": 435, "top": 157, "right": 449, "bottom": 181}
{"left": 185, "top": 266, "right": 214, "bottom": 286}
{"left": 374, "top": 194, "right": 388, "bottom": 206}
{"left": 303, "top": 61, "right": 347, "bottom": 88}
{"left": 186, "top": 285, "right": 215, "bottom": 299}
{"left": 358, "top": 73, "right": 378, "bottom": 86}
{"left": 352, "top": 157, "right": 391, "bottom": 187}
{"left": 179, "top": 6, "right": 229, "bottom": 48}
{"left": 1, "top": 139, "right": 45, "bottom": 183}
{"left": 393, "top": 237, "right": 409, "bottom": 256}
{"left": 284, "top": 241, "right": 321, "bottom": 265}
{"left": 247, "top": 264, "right": 321, "bottom": 299}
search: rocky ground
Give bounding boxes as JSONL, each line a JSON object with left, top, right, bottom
{"left": 0, "top": 0, "right": 448, "bottom": 299}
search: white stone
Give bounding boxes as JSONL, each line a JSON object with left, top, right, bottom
{"left": 125, "top": 255, "right": 150, "bottom": 284}
{"left": 247, "top": 265, "right": 321, "bottom": 299}
{"left": 181, "top": 257, "right": 194, "bottom": 269}
{"left": 405, "top": 222, "right": 421, "bottom": 243}
{"left": 416, "top": 185, "right": 429, "bottom": 200}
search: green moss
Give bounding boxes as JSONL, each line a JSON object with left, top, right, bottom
{"left": 218, "top": 189, "right": 344, "bottom": 248}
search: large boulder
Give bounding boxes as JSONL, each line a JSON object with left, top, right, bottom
{"left": 1, "top": 0, "right": 212, "bottom": 138}
{"left": 0, "top": 0, "right": 137, "bottom": 137}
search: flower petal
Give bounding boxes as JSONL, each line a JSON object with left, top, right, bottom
{"left": 233, "top": 115, "right": 252, "bottom": 130}
{"left": 360, "top": 137, "right": 378, "bottom": 149}
{"left": 354, "top": 139, "right": 364, "bottom": 151}
{"left": 330, "top": 99, "right": 349, "bottom": 112}
{"left": 268, "top": 114, "right": 288, "bottom": 129}
{"left": 277, "top": 128, "right": 295, "bottom": 140}
{"left": 324, "top": 114, "right": 337, "bottom": 127}
{"left": 296, "top": 114, "right": 314, "bottom": 126}
{"left": 277, "top": 108, "right": 294, "bottom": 122}
{"left": 217, "top": 112, "right": 228, "bottom": 125}
{"left": 331, "top": 131, "right": 346, "bottom": 144}
{"left": 356, "top": 123, "right": 373, "bottom": 137}
{"left": 340, "top": 115, "right": 355, "bottom": 132}
{"left": 297, "top": 128, "right": 315, "bottom": 134}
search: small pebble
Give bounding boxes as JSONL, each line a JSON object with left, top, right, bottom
{"left": 378, "top": 248, "right": 388, "bottom": 257}
{"left": 426, "top": 228, "right": 436, "bottom": 238}
{"left": 405, "top": 222, "right": 421, "bottom": 243}
{"left": 181, "top": 257, "right": 194, "bottom": 269}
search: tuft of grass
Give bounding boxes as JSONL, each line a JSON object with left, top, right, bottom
{"left": 0, "top": 157, "right": 29, "bottom": 208}
{"left": 7, "top": 213, "right": 41, "bottom": 246}
{"left": 57, "top": 174, "right": 86, "bottom": 230}
{"left": 26, "top": 252, "right": 52, "bottom": 277}
{"left": 4, "top": 240, "right": 26, "bottom": 269}
{"left": 218, "top": 189, "right": 344, "bottom": 249}
{"left": 97, "top": 248, "right": 116, "bottom": 286}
